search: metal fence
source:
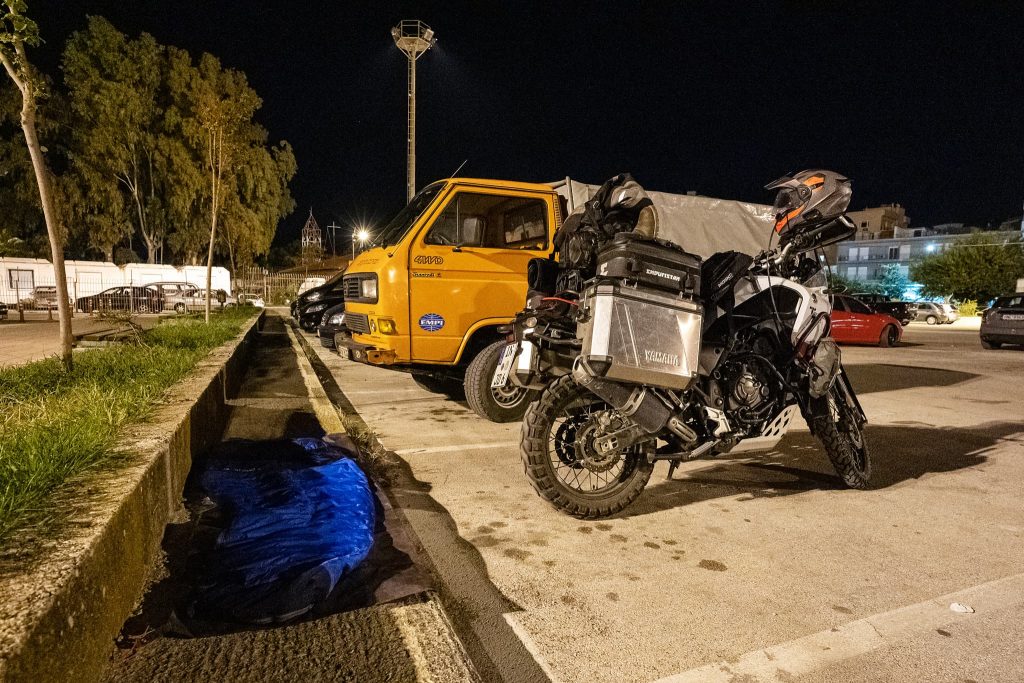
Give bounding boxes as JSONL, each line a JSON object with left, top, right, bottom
{"left": 233, "top": 267, "right": 323, "bottom": 306}
{"left": 0, "top": 273, "right": 234, "bottom": 319}
{"left": 0, "top": 266, "right": 324, "bottom": 321}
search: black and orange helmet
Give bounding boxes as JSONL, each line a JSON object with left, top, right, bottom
{"left": 765, "top": 170, "right": 852, "bottom": 236}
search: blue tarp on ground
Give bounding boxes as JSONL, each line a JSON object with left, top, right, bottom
{"left": 192, "top": 438, "right": 375, "bottom": 623}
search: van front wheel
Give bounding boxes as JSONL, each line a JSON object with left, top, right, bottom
{"left": 465, "top": 341, "right": 538, "bottom": 422}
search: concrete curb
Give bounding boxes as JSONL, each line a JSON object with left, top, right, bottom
{"left": 287, "top": 322, "right": 483, "bottom": 682}
{"left": 0, "top": 311, "right": 264, "bottom": 683}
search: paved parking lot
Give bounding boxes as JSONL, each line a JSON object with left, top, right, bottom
{"left": 306, "top": 325, "right": 1023, "bottom": 682}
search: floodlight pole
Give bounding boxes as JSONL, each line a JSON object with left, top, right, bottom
{"left": 392, "top": 20, "right": 435, "bottom": 203}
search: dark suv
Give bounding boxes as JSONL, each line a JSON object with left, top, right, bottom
{"left": 980, "top": 295, "right": 1024, "bottom": 349}
{"left": 851, "top": 293, "right": 915, "bottom": 326}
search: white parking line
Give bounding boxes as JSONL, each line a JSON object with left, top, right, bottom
{"left": 394, "top": 442, "right": 513, "bottom": 456}
{"left": 654, "top": 572, "right": 1024, "bottom": 683}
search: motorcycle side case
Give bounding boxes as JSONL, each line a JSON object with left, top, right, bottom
{"left": 577, "top": 282, "right": 703, "bottom": 390}
{"left": 595, "top": 232, "right": 702, "bottom": 295}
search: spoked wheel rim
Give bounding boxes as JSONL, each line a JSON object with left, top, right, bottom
{"left": 546, "top": 395, "right": 645, "bottom": 496}
{"left": 491, "top": 383, "right": 529, "bottom": 409}
{"left": 827, "top": 391, "right": 867, "bottom": 471}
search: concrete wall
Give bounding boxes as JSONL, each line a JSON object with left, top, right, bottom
{"left": 0, "top": 312, "right": 264, "bottom": 683}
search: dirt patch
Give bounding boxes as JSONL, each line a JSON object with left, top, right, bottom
{"left": 502, "top": 548, "right": 532, "bottom": 561}
{"left": 698, "top": 559, "right": 728, "bottom": 572}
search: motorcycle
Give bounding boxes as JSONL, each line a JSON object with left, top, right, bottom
{"left": 492, "top": 172, "right": 871, "bottom": 518}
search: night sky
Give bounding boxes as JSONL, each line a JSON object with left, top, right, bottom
{"left": 25, "top": 1, "right": 1024, "bottom": 246}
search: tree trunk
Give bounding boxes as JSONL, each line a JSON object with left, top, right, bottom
{"left": 205, "top": 129, "right": 221, "bottom": 324}
{"left": 2, "top": 49, "right": 74, "bottom": 370}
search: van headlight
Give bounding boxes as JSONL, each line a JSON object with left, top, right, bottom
{"left": 360, "top": 277, "right": 377, "bottom": 301}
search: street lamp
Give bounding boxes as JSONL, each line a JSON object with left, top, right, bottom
{"left": 391, "top": 19, "right": 436, "bottom": 203}
{"left": 351, "top": 226, "right": 371, "bottom": 259}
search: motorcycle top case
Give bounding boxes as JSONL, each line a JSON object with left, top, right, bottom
{"left": 577, "top": 282, "right": 703, "bottom": 390}
{"left": 595, "top": 232, "right": 702, "bottom": 295}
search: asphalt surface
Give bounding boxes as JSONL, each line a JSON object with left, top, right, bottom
{"left": 304, "top": 321, "right": 1024, "bottom": 683}
{"left": 103, "top": 312, "right": 477, "bottom": 683}
{"left": 0, "top": 311, "right": 162, "bottom": 366}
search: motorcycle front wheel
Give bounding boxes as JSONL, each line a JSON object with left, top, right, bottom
{"left": 809, "top": 377, "right": 872, "bottom": 488}
{"left": 520, "top": 375, "right": 653, "bottom": 518}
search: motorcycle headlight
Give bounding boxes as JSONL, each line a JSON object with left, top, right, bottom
{"left": 360, "top": 278, "right": 377, "bottom": 300}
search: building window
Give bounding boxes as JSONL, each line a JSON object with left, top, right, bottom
{"left": 860, "top": 222, "right": 868, "bottom": 228}
{"left": 856, "top": 266, "right": 868, "bottom": 280}
{"left": 858, "top": 247, "right": 869, "bottom": 261}
{"left": 849, "top": 247, "right": 859, "bottom": 261}
{"left": 888, "top": 246, "right": 899, "bottom": 259}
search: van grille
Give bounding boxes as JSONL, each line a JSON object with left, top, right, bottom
{"left": 343, "top": 276, "right": 361, "bottom": 299}
{"left": 345, "top": 312, "right": 370, "bottom": 334}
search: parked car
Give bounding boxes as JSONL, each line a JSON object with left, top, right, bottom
{"left": 143, "top": 281, "right": 201, "bottom": 312}
{"left": 317, "top": 303, "right": 347, "bottom": 348}
{"left": 237, "top": 292, "right": 266, "bottom": 308}
{"left": 295, "top": 275, "right": 346, "bottom": 331}
{"left": 830, "top": 294, "right": 903, "bottom": 347}
{"left": 19, "top": 285, "right": 71, "bottom": 310}
{"left": 851, "top": 293, "right": 915, "bottom": 326}
{"left": 914, "top": 301, "right": 958, "bottom": 325}
{"left": 76, "top": 285, "right": 162, "bottom": 313}
{"left": 291, "top": 272, "right": 344, "bottom": 319}
{"left": 173, "top": 289, "right": 237, "bottom": 313}
{"left": 980, "top": 294, "right": 1024, "bottom": 349}
{"left": 0, "top": 301, "right": 7, "bottom": 320}
{"left": 297, "top": 277, "right": 327, "bottom": 296}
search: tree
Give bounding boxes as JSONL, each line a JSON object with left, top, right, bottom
{"left": 1, "top": 0, "right": 74, "bottom": 369}
{"left": 184, "top": 53, "right": 264, "bottom": 321}
{"left": 876, "top": 263, "right": 911, "bottom": 299}
{"left": 910, "top": 233, "right": 1024, "bottom": 303}
{"left": 63, "top": 17, "right": 167, "bottom": 262}
{"left": 220, "top": 140, "right": 296, "bottom": 271}
{"left": 0, "top": 81, "right": 71, "bottom": 257}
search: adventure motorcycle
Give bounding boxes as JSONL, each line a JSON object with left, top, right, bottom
{"left": 491, "top": 171, "right": 871, "bottom": 518}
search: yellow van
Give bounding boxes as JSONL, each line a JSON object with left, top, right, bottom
{"left": 337, "top": 178, "right": 563, "bottom": 421}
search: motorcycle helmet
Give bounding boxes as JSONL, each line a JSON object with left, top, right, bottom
{"left": 765, "top": 170, "right": 851, "bottom": 236}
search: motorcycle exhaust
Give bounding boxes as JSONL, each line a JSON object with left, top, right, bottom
{"left": 572, "top": 359, "right": 697, "bottom": 442}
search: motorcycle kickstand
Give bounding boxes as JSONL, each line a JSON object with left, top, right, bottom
{"left": 666, "top": 460, "right": 680, "bottom": 480}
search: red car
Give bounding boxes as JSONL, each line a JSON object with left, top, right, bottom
{"left": 830, "top": 294, "right": 903, "bottom": 347}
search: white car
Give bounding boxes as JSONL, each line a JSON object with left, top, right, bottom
{"left": 173, "top": 289, "right": 238, "bottom": 313}
{"left": 237, "top": 293, "right": 266, "bottom": 308}
{"left": 298, "top": 277, "right": 327, "bottom": 296}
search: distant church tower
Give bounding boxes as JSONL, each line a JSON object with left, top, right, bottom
{"left": 301, "top": 209, "right": 323, "bottom": 264}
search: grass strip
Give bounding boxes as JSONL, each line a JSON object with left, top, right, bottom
{"left": 0, "top": 309, "right": 254, "bottom": 544}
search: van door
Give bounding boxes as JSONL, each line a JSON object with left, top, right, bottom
{"left": 407, "top": 189, "right": 553, "bottom": 363}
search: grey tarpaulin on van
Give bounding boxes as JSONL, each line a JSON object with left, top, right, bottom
{"left": 551, "top": 178, "right": 775, "bottom": 259}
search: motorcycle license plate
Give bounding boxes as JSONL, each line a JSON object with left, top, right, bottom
{"left": 491, "top": 343, "right": 517, "bottom": 388}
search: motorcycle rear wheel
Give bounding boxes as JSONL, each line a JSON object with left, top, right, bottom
{"left": 810, "top": 379, "right": 872, "bottom": 488}
{"left": 520, "top": 376, "right": 653, "bottom": 518}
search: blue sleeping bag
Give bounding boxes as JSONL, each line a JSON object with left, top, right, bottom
{"left": 192, "top": 438, "right": 375, "bottom": 623}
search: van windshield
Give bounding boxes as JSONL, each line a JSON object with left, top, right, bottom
{"left": 373, "top": 183, "right": 444, "bottom": 248}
